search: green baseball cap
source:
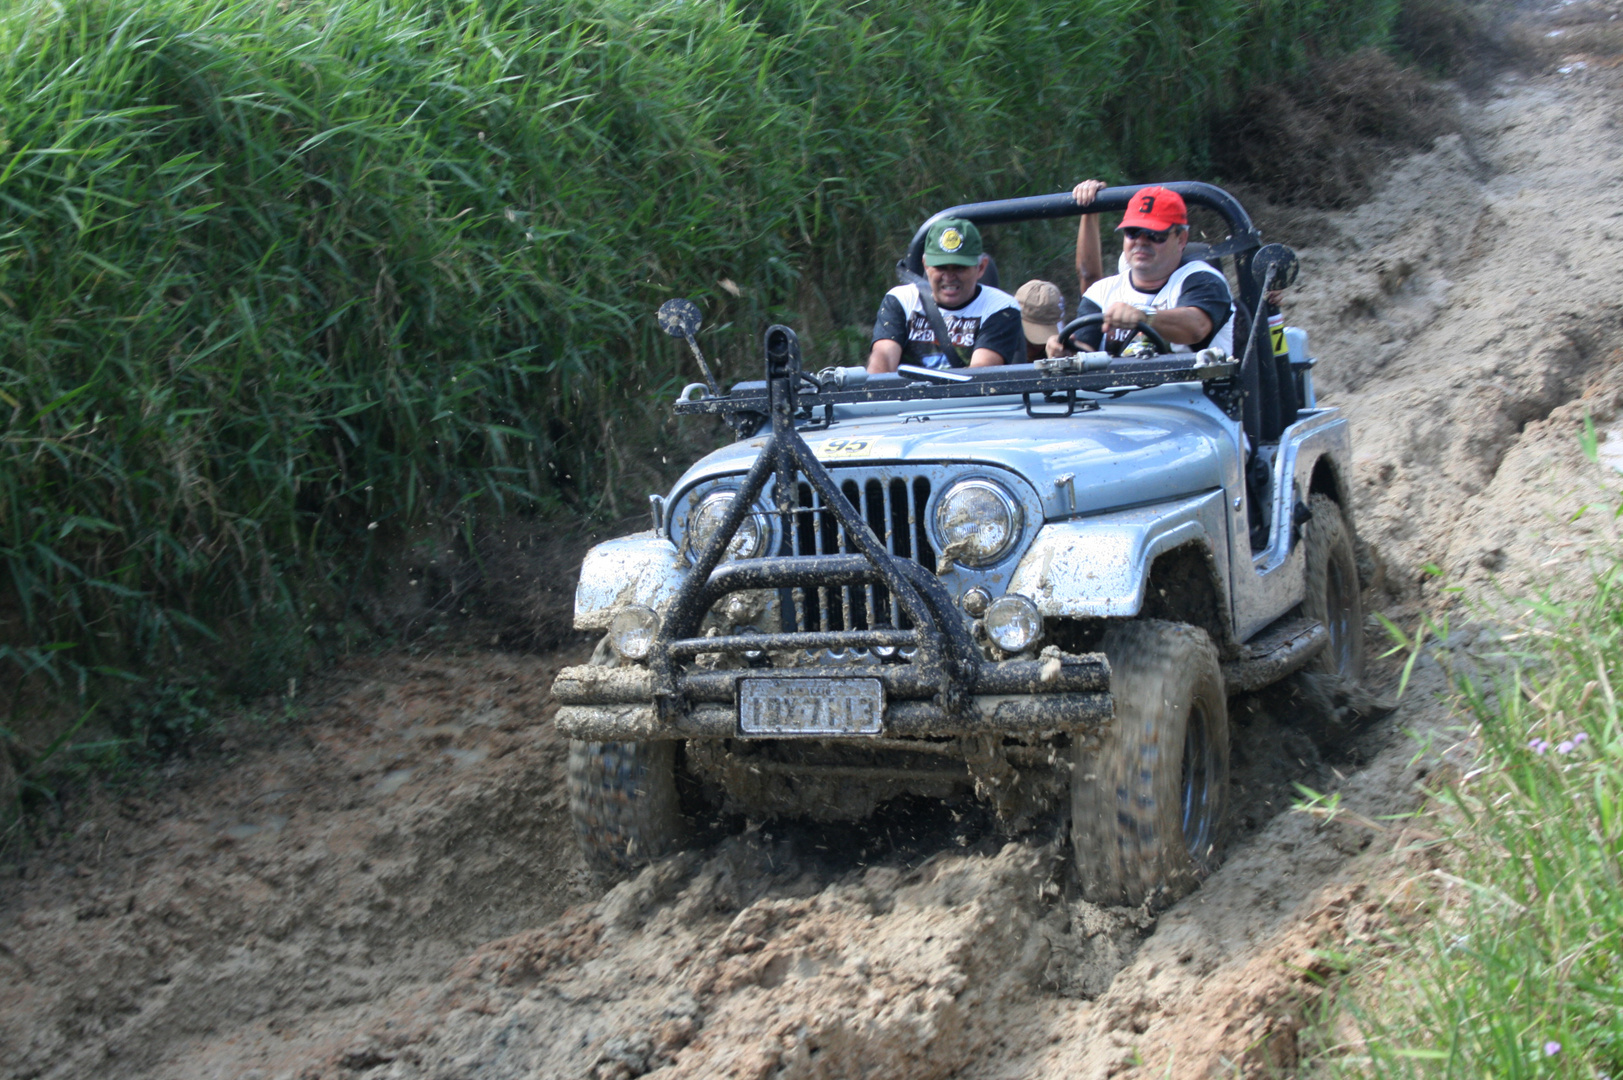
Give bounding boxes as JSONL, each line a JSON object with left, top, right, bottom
{"left": 923, "top": 217, "right": 983, "bottom": 267}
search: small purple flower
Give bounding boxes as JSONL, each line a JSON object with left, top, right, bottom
{"left": 1529, "top": 739, "right": 1551, "bottom": 754}
{"left": 1543, "top": 1040, "right": 1561, "bottom": 1057}
{"left": 1575, "top": 732, "right": 1589, "bottom": 745}
{"left": 1558, "top": 740, "right": 1575, "bottom": 754}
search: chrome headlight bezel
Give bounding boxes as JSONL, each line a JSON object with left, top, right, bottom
{"left": 932, "top": 477, "right": 1025, "bottom": 568}
{"left": 686, "top": 487, "right": 772, "bottom": 562}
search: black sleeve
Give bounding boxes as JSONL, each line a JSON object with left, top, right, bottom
{"left": 1072, "top": 297, "right": 1103, "bottom": 349}
{"left": 1174, "top": 272, "right": 1232, "bottom": 350}
{"left": 973, "top": 308, "right": 1025, "bottom": 364}
{"left": 872, "top": 294, "right": 908, "bottom": 344}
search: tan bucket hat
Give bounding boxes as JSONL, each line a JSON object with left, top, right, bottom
{"left": 1015, "top": 279, "right": 1065, "bottom": 345}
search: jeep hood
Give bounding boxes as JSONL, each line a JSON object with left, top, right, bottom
{"left": 670, "top": 394, "right": 1238, "bottom": 520}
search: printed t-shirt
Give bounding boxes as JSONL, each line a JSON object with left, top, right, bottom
{"left": 871, "top": 283, "right": 1024, "bottom": 369}
{"left": 1074, "top": 262, "right": 1234, "bottom": 354}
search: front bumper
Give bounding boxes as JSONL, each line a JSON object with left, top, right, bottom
{"left": 551, "top": 657, "right": 1112, "bottom": 741}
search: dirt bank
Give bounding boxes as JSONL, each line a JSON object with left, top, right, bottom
{"left": 7, "top": 7, "right": 1623, "bottom": 1078}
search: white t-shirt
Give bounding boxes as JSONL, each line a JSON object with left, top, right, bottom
{"left": 1079, "top": 261, "right": 1234, "bottom": 355}
{"left": 872, "top": 282, "right": 1023, "bottom": 369}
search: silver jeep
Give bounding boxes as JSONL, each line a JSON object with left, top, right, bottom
{"left": 553, "top": 183, "right": 1363, "bottom": 908}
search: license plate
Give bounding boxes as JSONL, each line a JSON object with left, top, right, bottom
{"left": 738, "top": 677, "right": 884, "bottom": 735}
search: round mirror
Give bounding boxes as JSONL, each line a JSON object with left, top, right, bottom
{"left": 1250, "top": 243, "right": 1299, "bottom": 291}
{"left": 657, "top": 297, "right": 703, "bottom": 339}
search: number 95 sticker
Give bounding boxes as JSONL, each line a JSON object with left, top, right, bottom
{"left": 820, "top": 438, "right": 873, "bottom": 458}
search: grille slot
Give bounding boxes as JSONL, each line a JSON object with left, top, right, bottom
{"left": 782, "top": 476, "right": 935, "bottom": 633}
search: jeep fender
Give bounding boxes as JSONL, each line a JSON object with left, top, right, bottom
{"left": 573, "top": 531, "right": 688, "bottom": 632}
{"left": 1006, "top": 490, "right": 1232, "bottom": 635}
{"left": 1232, "top": 409, "right": 1353, "bottom": 641}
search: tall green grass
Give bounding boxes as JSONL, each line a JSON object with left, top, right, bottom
{"left": 1312, "top": 574, "right": 1623, "bottom": 1075}
{"left": 0, "top": 0, "right": 1399, "bottom": 728}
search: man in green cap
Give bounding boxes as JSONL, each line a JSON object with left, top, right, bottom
{"left": 867, "top": 217, "right": 1023, "bottom": 372}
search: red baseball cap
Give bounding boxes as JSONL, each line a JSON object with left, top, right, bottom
{"left": 1118, "top": 185, "right": 1187, "bottom": 231}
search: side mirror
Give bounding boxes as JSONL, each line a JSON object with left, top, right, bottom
{"left": 657, "top": 297, "right": 703, "bottom": 339}
{"left": 656, "top": 298, "right": 719, "bottom": 397}
{"left": 1250, "top": 243, "right": 1299, "bottom": 291}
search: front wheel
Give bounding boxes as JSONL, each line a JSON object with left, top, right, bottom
{"left": 1071, "top": 620, "right": 1230, "bottom": 908}
{"left": 567, "top": 740, "right": 689, "bottom": 881}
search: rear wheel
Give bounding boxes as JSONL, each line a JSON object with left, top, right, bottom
{"left": 1302, "top": 494, "right": 1365, "bottom": 681}
{"left": 1071, "top": 620, "right": 1230, "bottom": 908}
{"left": 567, "top": 740, "right": 688, "bottom": 881}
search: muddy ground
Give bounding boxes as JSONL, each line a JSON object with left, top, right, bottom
{"left": 7, "top": 5, "right": 1623, "bottom": 1077}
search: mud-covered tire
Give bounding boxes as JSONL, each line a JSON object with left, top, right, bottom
{"left": 1071, "top": 619, "right": 1230, "bottom": 909}
{"left": 567, "top": 740, "right": 688, "bottom": 881}
{"left": 1302, "top": 494, "right": 1365, "bottom": 681}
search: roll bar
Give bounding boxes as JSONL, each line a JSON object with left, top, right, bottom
{"left": 904, "top": 182, "right": 1279, "bottom": 448}
{"left": 905, "top": 182, "right": 1260, "bottom": 291}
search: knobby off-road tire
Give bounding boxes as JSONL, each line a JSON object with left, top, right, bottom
{"left": 1301, "top": 493, "right": 1365, "bottom": 682}
{"left": 567, "top": 740, "right": 688, "bottom": 881}
{"left": 1071, "top": 619, "right": 1230, "bottom": 909}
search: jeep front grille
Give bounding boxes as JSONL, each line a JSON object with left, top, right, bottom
{"left": 783, "top": 476, "right": 935, "bottom": 633}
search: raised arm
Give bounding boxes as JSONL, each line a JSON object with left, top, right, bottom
{"left": 1072, "top": 179, "right": 1108, "bottom": 293}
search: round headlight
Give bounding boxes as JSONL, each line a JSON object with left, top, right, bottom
{"left": 609, "top": 605, "right": 660, "bottom": 660}
{"left": 690, "top": 490, "right": 768, "bottom": 561}
{"left": 934, "top": 479, "right": 1023, "bottom": 568}
{"left": 984, "top": 594, "right": 1043, "bottom": 653}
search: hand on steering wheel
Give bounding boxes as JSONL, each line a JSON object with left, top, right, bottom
{"left": 1055, "top": 312, "right": 1173, "bottom": 356}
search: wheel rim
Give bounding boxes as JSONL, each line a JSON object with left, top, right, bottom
{"left": 1325, "top": 554, "right": 1356, "bottom": 676}
{"left": 1180, "top": 700, "right": 1217, "bottom": 861}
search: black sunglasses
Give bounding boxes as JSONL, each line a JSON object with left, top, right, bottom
{"left": 1120, "top": 226, "right": 1178, "bottom": 243}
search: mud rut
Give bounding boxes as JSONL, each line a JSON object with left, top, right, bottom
{"left": 7, "top": 17, "right": 1623, "bottom": 1079}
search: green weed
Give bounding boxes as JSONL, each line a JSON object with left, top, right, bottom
{"left": 0, "top": 701, "right": 123, "bottom": 840}
{"left": 0, "top": 0, "right": 1399, "bottom": 735}
{"left": 1309, "top": 572, "right": 1623, "bottom": 1076}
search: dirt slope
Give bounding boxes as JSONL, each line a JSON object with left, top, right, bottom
{"left": 7, "top": 11, "right": 1623, "bottom": 1079}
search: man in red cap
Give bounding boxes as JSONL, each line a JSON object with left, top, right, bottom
{"left": 1049, "top": 183, "right": 1233, "bottom": 357}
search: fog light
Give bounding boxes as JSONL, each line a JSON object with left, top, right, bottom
{"left": 736, "top": 625, "right": 765, "bottom": 661}
{"left": 984, "top": 594, "right": 1042, "bottom": 653}
{"left": 608, "top": 605, "right": 660, "bottom": 660}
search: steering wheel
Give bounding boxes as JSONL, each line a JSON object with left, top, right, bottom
{"left": 1056, "top": 311, "right": 1173, "bottom": 356}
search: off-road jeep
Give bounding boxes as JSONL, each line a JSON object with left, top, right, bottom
{"left": 553, "top": 183, "right": 1363, "bottom": 908}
